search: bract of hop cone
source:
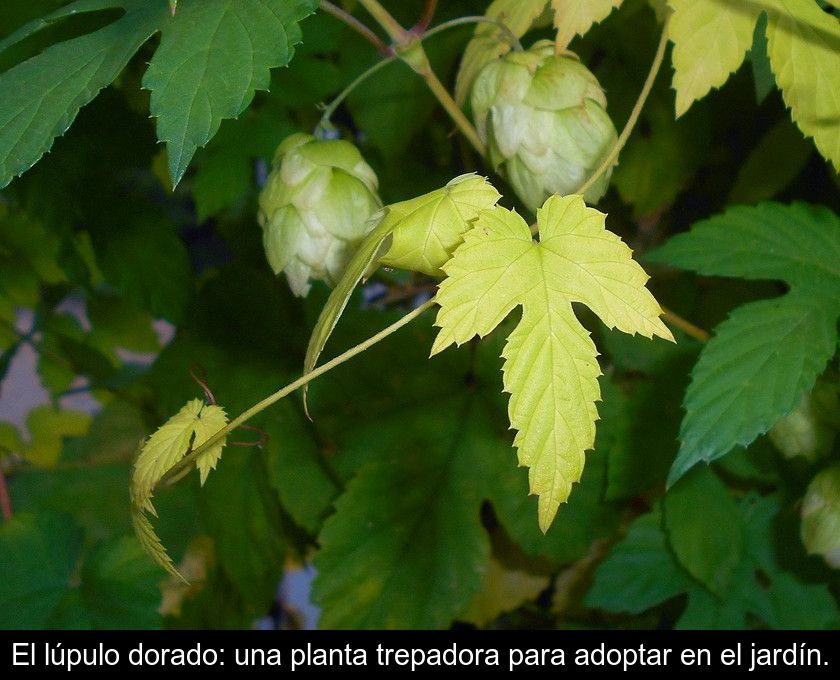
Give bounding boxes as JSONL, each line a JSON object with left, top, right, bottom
{"left": 258, "top": 133, "right": 382, "bottom": 297}
{"left": 470, "top": 40, "right": 618, "bottom": 212}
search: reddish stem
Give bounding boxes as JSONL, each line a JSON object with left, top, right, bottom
{"left": 0, "top": 467, "right": 13, "bottom": 521}
{"left": 320, "top": 0, "right": 390, "bottom": 54}
{"left": 414, "top": 0, "right": 438, "bottom": 32}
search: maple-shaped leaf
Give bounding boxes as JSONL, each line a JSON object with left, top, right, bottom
{"left": 131, "top": 398, "right": 227, "bottom": 579}
{"left": 668, "top": 0, "right": 840, "bottom": 169}
{"left": 432, "top": 195, "right": 672, "bottom": 531}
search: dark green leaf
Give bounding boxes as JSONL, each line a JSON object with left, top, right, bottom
{"left": 265, "top": 403, "right": 339, "bottom": 536}
{"left": 668, "top": 295, "right": 837, "bottom": 483}
{"left": 191, "top": 104, "right": 294, "bottom": 222}
{"left": 346, "top": 29, "right": 467, "bottom": 157}
{"left": 0, "top": 0, "right": 166, "bottom": 188}
{"left": 199, "top": 447, "right": 287, "bottom": 607}
{"left": 312, "top": 392, "right": 492, "bottom": 629}
{"left": 77, "top": 536, "right": 162, "bottom": 628}
{"left": 647, "top": 202, "right": 840, "bottom": 298}
{"left": 663, "top": 467, "right": 743, "bottom": 595}
{"left": 749, "top": 12, "right": 775, "bottom": 103}
{"left": 728, "top": 120, "right": 812, "bottom": 205}
{"left": 98, "top": 222, "right": 192, "bottom": 323}
{"left": 143, "top": 0, "right": 317, "bottom": 185}
{"left": 0, "top": 512, "right": 83, "bottom": 628}
{"left": 585, "top": 509, "right": 694, "bottom": 615}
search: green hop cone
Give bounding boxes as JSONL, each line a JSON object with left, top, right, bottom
{"left": 801, "top": 464, "right": 840, "bottom": 569}
{"left": 471, "top": 40, "right": 618, "bottom": 212}
{"left": 258, "top": 133, "right": 382, "bottom": 297}
{"left": 770, "top": 378, "right": 839, "bottom": 461}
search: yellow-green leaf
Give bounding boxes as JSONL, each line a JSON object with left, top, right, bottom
{"left": 192, "top": 405, "right": 229, "bottom": 485}
{"left": 131, "top": 399, "right": 227, "bottom": 580}
{"left": 432, "top": 196, "right": 672, "bottom": 531}
{"left": 302, "top": 175, "right": 499, "bottom": 415}
{"left": 132, "top": 507, "right": 183, "bottom": 581}
{"left": 551, "top": 0, "right": 623, "bottom": 51}
{"left": 301, "top": 213, "right": 392, "bottom": 416}
{"left": 379, "top": 174, "right": 501, "bottom": 277}
{"left": 454, "top": 0, "right": 549, "bottom": 105}
{"left": 132, "top": 399, "right": 228, "bottom": 512}
{"left": 766, "top": 0, "right": 840, "bottom": 170}
{"left": 668, "top": 0, "right": 761, "bottom": 116}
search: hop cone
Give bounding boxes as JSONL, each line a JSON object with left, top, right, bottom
{"left": 801, "top": 464, "right": 840, "bottom": 569}
{"left": 770, "top": 378, "right": 839, "bottom": 461}
{"left": 258, "top": 133, "right": 382, "bottom": 296}
{"left": 471, "top": 40, "right": 617, "bottom": 211}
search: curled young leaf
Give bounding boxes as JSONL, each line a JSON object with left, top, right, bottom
{"left": 131, "top": 399, "right": 228, "bottom": 578}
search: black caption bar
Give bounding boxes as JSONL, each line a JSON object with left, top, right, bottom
{"left": 3, "top": 630, "right": 837, "bottom": 675}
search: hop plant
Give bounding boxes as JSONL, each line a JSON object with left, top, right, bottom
{"left": 801, "top": 464, "right": 840, "bottom": 569}
{"left": 258, "top": 133, "right": 382, "bottom": 297}
{"left": 470, "top": 40, "right": 618, "bottom": 212}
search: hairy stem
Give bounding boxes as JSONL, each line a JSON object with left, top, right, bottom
{"left": 575, "top": 18, "right": 670, "bottom": 198}
{"left": 160, "top": 299, "right": 437, "bottom": 486}
{"left": 320, "top": 0, "right": 390, "bottom": 54}
{"left": 358, "top": 0, "right": 408, "bottom": 44}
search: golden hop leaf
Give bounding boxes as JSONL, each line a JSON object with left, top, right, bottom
{"left": 258, "top": 133, "right": 382, "bottom": 296}
{"left": 471, "top": 40, "right": 618, "bottom": 211}
{"left": 432, "top": 195, "right": 672, "bottom": 531}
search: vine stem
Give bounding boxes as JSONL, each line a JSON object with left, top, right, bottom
{"left": 414, "top": 0, "right": 438, "bottom": 32}
{"left": 422, "top": 16, "right": 523, "bottom": 51}
{"left": 356, "top": 0, "right": 487, "bottom": 156}
{"left": 160, "top": 299, "right": 437, "bottom": 487}
{"left": 357, "top": 0, "right": 408, "bottom": 44}
{"left": 419, "top": 67, "right": 486, "bottom": 155}
{"left": 318, "top": 56, "right": 396, "bottom": 131}
{"left": 575, "top": 17, "right": 670, "bottom": 198}
{"left": 320, "top": 0, "right": 389, "bottom": 54}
